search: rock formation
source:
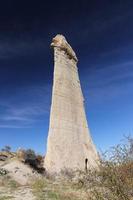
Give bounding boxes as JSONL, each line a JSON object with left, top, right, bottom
{"left": 44, "top": 34, "right": 99, "bottom": 173}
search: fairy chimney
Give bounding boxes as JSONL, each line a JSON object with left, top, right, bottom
{"left": 44, "top": 34, "right": 99, "bottom": 173}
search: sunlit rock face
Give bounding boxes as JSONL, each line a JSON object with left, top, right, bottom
{"left": 44, "top": 34, "right": 99, "bottom": 173}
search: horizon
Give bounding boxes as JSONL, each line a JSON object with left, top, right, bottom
{"left": 0, "top": 0, "right": 133, "bottom": 155}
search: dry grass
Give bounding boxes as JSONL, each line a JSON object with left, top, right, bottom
{"left": 32, "top": 177, "right": 87, "bottom": 200}
{"left": 75, "top": 137, "right": 133, "bottom": 200}
{"left": 31, "top": 137, "right": 133, "bottom": 200}
{"left": 0, "top": 196, "right": 14, "bottom": 200}
{"left": 0, "top": 175, "right": 19, "bottom": 191}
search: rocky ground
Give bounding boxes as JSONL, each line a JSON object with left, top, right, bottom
{"left": 0, "top": 153, "right": 87, "bottom": 200}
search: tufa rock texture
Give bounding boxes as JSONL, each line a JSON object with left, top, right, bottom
{"left": 44, "top": 34, "right": 99, "bottom": 173}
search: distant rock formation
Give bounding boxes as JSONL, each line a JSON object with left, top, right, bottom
{"left": 44, "top": 34, "right": 99, "bottom": 173}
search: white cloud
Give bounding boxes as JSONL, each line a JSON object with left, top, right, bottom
{"left": 81, "top": 60, "right": 133, "bottom": 105}
{"left": 0, "top": 84, "right": 51, "bottom": 128}
{"left": 0, "top": 38, "right": 47, "bottom": 59}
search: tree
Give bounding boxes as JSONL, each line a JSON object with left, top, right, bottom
{"left": 1, "top": 145, "right": 11, "bottom": 152}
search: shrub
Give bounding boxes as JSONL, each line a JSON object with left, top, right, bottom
{"left": 1, "top": 146, "right": 11, "bottom": 153}
{"left": 23, "top": 149, "right": 39, "bottom": 170}
{"left": 0, "top": 168, "right": 8, "bottom": 176}
{"left": 17, "top": 148, "right": 45, "bottom": 173}
{"left": 77, "top": 136, "right": 133, "bottom": 200}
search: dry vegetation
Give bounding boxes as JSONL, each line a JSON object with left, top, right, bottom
{"left": 29, "top": 137, "right": 133, "bottom": 200}
{"left": 31, "top": 177, "right": 87, "bottom": 200}
{"left": 0, "top": 137, "right": 133, "bottom": 200}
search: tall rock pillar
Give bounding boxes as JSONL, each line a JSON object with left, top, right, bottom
{"left": 44, "top": 34, "right": 99, "bottom": 173}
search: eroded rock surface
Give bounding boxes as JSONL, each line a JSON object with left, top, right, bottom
{"left": 44, "top": 35, "right": 99, "bottom": 173}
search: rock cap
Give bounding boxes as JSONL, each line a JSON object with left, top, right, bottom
{"left": 51, "top": 34, "right": 78, "bottom": 62}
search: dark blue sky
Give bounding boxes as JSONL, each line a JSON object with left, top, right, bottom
{"left": 0, "top": 0, "right": 133, "bottom": 154}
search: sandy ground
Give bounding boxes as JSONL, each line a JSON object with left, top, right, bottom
{"left": 0, "top": 186, "right": 35, "bottom": 200}
{"left": 0, "top": 159, "right": 39, "bottom": 199}
{"left": 2, "top": 160, "right": 40, "bottom": 185}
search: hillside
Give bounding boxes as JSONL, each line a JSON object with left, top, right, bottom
{"left": 0, "top": 138, "right": 133, "bottom": 200}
